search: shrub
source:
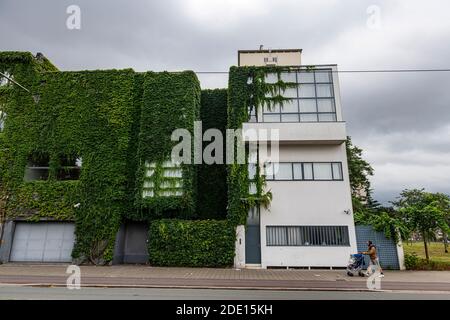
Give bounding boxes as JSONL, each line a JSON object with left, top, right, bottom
{"left": 148, "top": 219, "right": 236, "bottom": 267}
{"left": 404, "top": 253, "right": 450, "bottom": 271}
{"left": 404, "top": 253, "right": 420, "bottom": 270}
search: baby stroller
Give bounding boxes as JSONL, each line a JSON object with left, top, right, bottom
{"left": 346, "top": 253, "right": 365, "bottom": 277}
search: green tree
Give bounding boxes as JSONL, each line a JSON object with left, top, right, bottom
{"left": 346, "top": 137, "right": 374, "bottom": 202}
{"left": 433, "top": 192, "right": 450, "bottom": 253}
{"left": 346, "top": 136, "right": 375, "bottom": 225}
{"left": 393, "top": 189, "right": 450, "bottom": 261}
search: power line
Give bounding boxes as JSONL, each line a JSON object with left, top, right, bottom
{"left": 194, "top": 68, "right": 450, "bottom": 74}
{"left": 0, "top": 71, "right": 31, "bottom": 93}
{"left": 0, "top": 71, "right": 41, "bottom": 103}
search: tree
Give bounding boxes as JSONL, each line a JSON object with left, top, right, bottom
{"left": 433, "top": 192, "right": 450, "bottom": 253}
{"left": 346, "top": 137, "right": 374, "bottom": 202}
{"left": 393, "top": 189, "right": 450, "bottom": 261}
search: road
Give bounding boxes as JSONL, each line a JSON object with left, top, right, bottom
{"left": 1, "top": 286, "right": 449, "bottom": 300}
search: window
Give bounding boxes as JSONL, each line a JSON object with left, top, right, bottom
{"left": 266, "top": 226, "right": 350, "bottom": 246}
{"left": 142, "top": 159, "right": 183, "bottom": 198}
{"left": 0, "top": 110, "right": 5, "bottom": 132}
{"left": 24, "top": 153, "right": 50, "bottom": 181}
{"left": 0, "top": 71, "right": 12, "bottom": 87}
{"left": 260, "top": 69, "right": 336, "bottom": 123}
{"left": 265, "top": 162, "right": 343, "bottom": 181}
{"left": 248, "top": 146, "right": 259, "bottom": 195}
{"left": 313, "top": 163, "right": 333, "bottom": 180}
{"left": 57, "top": 155, "right": 82, "bottom": 181}
{"left": 332, "top": 163, "right": 343, "bottom": 180}
{"left": 272, "top": 163, "right": 293, "bottom": 180}
{"left": 293, "top": 163, "right": 303, "bottom": 180}
{"left": 264, "top": 56, "right": 278, "bottom": 64}
{"left": 248, "top": 163, "right": 258, "bottom": 195}
{"left": 248, "top": 106, "right": 257, "bottom": 123}
{"left": 303, "top": 163, "right": 313, "bottom": 180}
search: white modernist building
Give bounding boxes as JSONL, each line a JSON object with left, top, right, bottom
{"left": 235, "top": 49, "right": 358, "bottom": 269}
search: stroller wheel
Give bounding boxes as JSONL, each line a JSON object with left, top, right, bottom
{"left": 358, "top": 271, "right": 365, "bottom": 277}
{"left": 347, "top": 271, "right": 354, "bottom": 277}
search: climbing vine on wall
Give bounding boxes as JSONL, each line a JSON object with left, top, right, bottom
{"left": 0, "top": 52, "right": 137, "bottom": 264}
{"left": 197, "top": 89, "right": 228, "bottom": 219}
{"left": 133, "top": 71, "right": 201, "bottom": 220}
{"left": 226, "top": 65, "right": 301, "bottom": 226}
{"left": 1, "top": 51, "right": 302, "bottom": 267}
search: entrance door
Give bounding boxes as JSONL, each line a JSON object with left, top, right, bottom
{"left": 245, "top": 207, "right": 261, "bottom": 264}
{"left": 123, "top": 222, "right": 149, "bottom": 264}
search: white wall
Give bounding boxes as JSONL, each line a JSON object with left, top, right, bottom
{"left": 239, "top": 51, "right": 301, "bottom": 67}
{"left": 243, "top": 121, "right": 347, "bottom": 144}
{"left": 259, "top": 144, "right": 357, "bottom": 268}
{"left": 234, "top": 225, "right": 246, "bottom": 269}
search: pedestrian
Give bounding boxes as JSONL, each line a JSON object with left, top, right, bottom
{"left": 360, "top": 241, "right": 384, "bottom": 277}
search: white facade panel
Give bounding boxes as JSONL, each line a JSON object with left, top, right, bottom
{"left": 258, "top": 144, "right": 357, "bottom": 268}
{"left": 243, "top": 121, "right": 347, "bottom": 144}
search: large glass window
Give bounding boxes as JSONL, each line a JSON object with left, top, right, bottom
{"left": 261, "top": 69, "right": 337, "bottom": 123}
{"left": 266, "top": 226, "right": 350, "bottom": 246}
{"left": 265, "top": 162, "right": 343, "bottom": 181}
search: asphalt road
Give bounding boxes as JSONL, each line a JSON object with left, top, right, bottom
{"left": 0, "top": 286, "right": 449, "bottom": 300}
{"left": 2, "top": 274, "right": 450, "bottom": 292}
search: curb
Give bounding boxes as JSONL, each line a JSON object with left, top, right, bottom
{"left": 2, "top": 282, "right": 450, "bottom": 294}
{"left": 0, "top": 282, "right": 386, "bottom": 292}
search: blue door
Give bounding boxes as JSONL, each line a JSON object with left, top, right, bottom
{"left": 245, "top": 207, "right": 261, "bottom": 264}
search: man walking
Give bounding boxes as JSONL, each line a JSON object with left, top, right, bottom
{"left": 361, "top": 241, "right": 384, "bottom": 277}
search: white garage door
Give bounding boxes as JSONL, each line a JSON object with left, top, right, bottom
{"left": 10, "top": 222, "right": 75, "bottom": 262}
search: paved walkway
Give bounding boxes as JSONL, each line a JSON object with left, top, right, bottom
{"left": 0, "top": 264, "right": 449, "bottom": 292}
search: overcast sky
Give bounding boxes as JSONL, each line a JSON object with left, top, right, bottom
{"left": 1, "top": 0, "right": 449, "bottom": 204}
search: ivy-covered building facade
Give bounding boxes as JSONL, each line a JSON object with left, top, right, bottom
{"left": 0, "top": 50, "right": 357, "bottom": 268}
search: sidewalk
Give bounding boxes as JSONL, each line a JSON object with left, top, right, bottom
{"left": 1, "top": 264, "right": 449, "bottom": 292}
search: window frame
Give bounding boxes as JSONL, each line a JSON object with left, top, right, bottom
{"left": 56, "top": 155, "right": 82, "bottom": 181}
{"left": 261, "top": 69, "right": 337, "bottom": 123}
{"left": 266, "top": 225, "right": 350, "bottom": 247}
{"left": 142, "top": 160, "right": 184, "bottom": 199}
{"left": 264, "top": 162, "right": 343, "bottom": 182}
{"left": 24, "top": 153, "right": 51, "bottom": 182}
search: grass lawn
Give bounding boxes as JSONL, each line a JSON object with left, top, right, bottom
{"left": 403, "top": 241, "right": 450, "bottom": 264}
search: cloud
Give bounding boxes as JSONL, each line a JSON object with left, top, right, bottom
{"left": 1, "top": 0, "right": 449, "bottom": 203}
{"left": 358, "top": 125, "right": 450, "bottom": 203}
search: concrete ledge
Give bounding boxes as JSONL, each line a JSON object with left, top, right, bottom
{"left": 242, "top": 122, "right": 347, "bottom": 144}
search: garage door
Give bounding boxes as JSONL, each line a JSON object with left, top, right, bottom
{"left": 10, "top": 222, "right": 75, "bottom": 262}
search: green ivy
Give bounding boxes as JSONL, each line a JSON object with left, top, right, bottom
{"left": 197, "top": 89, "right": 228, "bottom": 219}
{"left": 227, "top": 66, "right": 288, "bottom": 226}
{"left": 6, "top": 181, "right": 80, "bottom": 221}
{"left": 148, "top": 219, "right": 235, "bottom": 267}
{"left": 1, "top": 52, "right": 295, "bottom": 267}
{"left": 133, "top": 72, "right": 201, "bottom": 220}
{"left": 0, "top": 51, "right": 138, "bottom": 264}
